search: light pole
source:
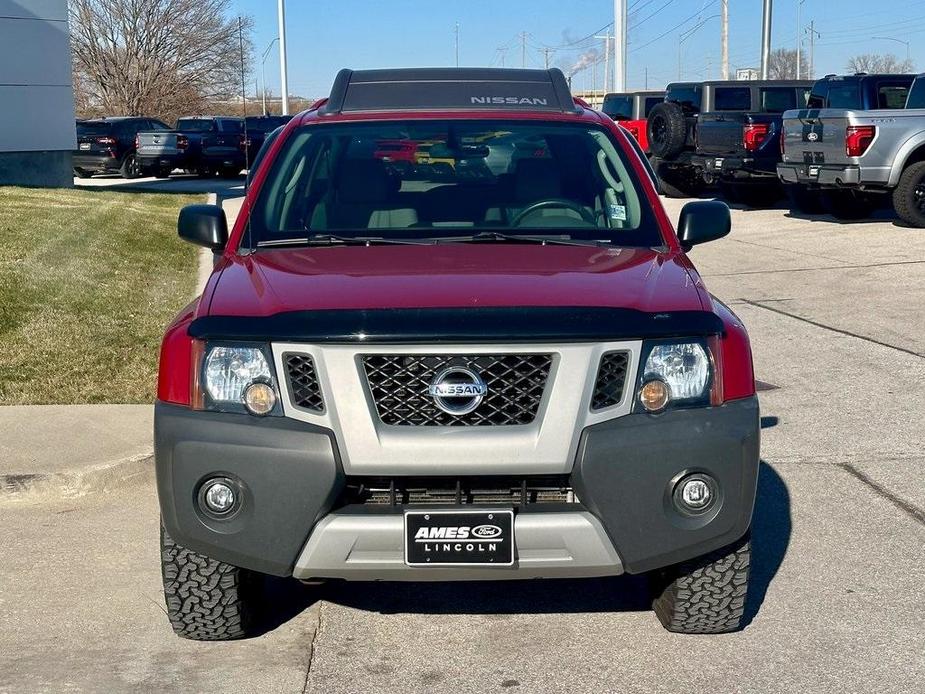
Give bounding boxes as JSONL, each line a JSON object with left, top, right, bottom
{"left": 454, "top": 22, "right": 459, "bottom": 67}
{"left": 261, "top": 37, "right": 279, "bottom": 116}
{"left": 872, "top": 36, "right": 911, "bottom": 63}
{"left": 797, "top": 0, "right": 806, "bottom": 79}
{"left": 760, "top": 0, "right": 773, "bottom": 80}
{"left": 277, "top": 0, "right": 290, "bottom": 115}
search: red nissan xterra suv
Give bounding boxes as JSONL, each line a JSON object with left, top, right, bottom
{"left": 156, "top": 68, "right": 759, "bottom": 640}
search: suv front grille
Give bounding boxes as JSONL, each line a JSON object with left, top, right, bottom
{"left": 284, "top": 353, "right": 324, "bottom": 412}
{"left": 362, "top": 354, "right": 552, "bottom": 426}
{"left": 591, "top": 351, "right": 630, "bottom": 410}
{"left": 341, "top": 476, "right": 575, "bottom": 506}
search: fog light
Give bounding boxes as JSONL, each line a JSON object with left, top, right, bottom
{"left": 202, "top": 479, "right": 236, "bottom": 515}
{"left": 243, "top": 381, "right": 276, "bottom": 415}
{"left": 639, "top": 379, "right": 671, "bottom": 412}
{"left": 674, "top": 474, "right": 717, "bottom": 514}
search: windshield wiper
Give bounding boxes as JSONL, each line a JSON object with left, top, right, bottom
{"left": 437, "top": 231, "right": 609, "bottom": 247}
{"left": 257, "top": 234, "right": 433, "bottom": 248}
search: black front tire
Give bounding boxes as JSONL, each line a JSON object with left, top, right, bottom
{"left": 120, "top": 152, "right": 141, "bottom": 179}
{"left": 650, "top": 533, "right": 751, "bottom": 634}
{"left": 892, "top": 161, "right": 925, "bottom": 228}
{"left": 160, "top": 525, "right": 260, "bottom": 641}
{"left": 822, "top": 189, "right": 879, "bottom": 220}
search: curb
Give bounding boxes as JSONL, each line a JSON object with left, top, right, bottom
{"left": 0, "top": 452, "right": 154, "bottom": 502}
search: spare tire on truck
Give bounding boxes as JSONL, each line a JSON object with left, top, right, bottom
{"left": 647, "top": 102, "right": 688, "bottom": 160}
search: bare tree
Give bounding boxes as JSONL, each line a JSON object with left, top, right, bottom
{"left": 846, "top": 53, "right": 915, "bottom": 74}
{"left": 767, "top": 48, "right": 809, "bottom": 80}
{"left": 69, "top": 0, "right": 253, "bottom": 122}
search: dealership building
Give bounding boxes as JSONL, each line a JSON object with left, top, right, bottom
{"left": 0, "top": 0, "right": 76, "bottom": 186}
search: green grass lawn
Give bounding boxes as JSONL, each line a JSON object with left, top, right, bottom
{"left": 0, "top": 187, "right": 201, "bottom": 404}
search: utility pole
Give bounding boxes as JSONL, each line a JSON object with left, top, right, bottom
{"left": 521, "top": 32, "right": 527, "bottom": 68}
{"left": 260, "top": 37, "right": 279, "bottom": 116}
{"left": 543, "top": 47, "right": 553, "bottom": 69}
{"left": 806, "top": 20, "right": 820, "bottom": 79}
{"left": 498, "top": 47, "right": 507, "bottom": 67}
{"left": 614, "top": 0, "right": 627, "bottom": 92}
{"left": 760, "top": 0, "right": 772, "bottom": 80}
{"left": 277, "top": 0, "right": 289, "bottom": 115}
{"left": 721, "top": 0, "right": 729, "bottom": 80}
{"left": 796, "top": 0, "right": 805, "bottom": 79}
{"left": 595, "top": 34, "right": 611, "bottom": 95}
{"left": 645, "top": 65, "right": 648, "bottom": 90}
{"left": 454, "top": 22, "right": 459, "bottom": 67}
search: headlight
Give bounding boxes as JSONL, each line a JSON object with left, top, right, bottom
{"left": 201, "top": 344, "right": 279, "bottom": 414}
{"left": 637, "top": 341, "right": 712, "bottom": 411}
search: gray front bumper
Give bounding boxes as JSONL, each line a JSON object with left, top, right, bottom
{"left": 156, "top": 396, "right": 759, "bottom": 579}
{"left": 293, "top": 510, "right": 622, "bottom": 581}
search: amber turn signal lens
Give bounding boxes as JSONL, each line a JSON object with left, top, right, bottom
{"left": 243, "top": 382, "right": 276, "bottom": 415}
{"left": 639, "top": 379, "right": 670, "bottom": 412}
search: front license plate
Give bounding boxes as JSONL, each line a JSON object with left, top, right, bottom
{"left": 808, "top": 166, "right": 820, "bottom": 177}
{"left": 715, "top": 158, "right": 724, "bottom": 168}
{"left": 79, "top": 142, "right": 90, "bottom": 150}
{"left": 404, "top": 509, "right": 514, "bottom": 566}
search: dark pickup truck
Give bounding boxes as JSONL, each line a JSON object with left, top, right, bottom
{"left": 136, "top": 116, "right": 247, "bottom": 178}
{"left": 244, "top": 115, "right": 292, "bottom": 163}
{"left": 648, "top": 80, "right": 812, "bottom": 204}
{"left": 74, "top": 117, "right": 171, "bottom": 179}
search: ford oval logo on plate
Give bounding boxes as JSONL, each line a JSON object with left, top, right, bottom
{"left": 471, "top": 524, "right": 503, "bottom": 539}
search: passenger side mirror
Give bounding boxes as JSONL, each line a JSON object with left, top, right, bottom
{"left": 676, "top": 200, "right": 730, "bottom": 250}
{"left": 178, "top": 204, "right": 228, "bottom": 251}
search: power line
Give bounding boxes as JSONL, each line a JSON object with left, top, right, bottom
{"left": 630, "top": 0, "right": 718, "bottom": 53}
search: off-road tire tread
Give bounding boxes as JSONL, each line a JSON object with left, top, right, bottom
{"left": 651, "top": 534, "right": 750, "bottom": 634}
{"left": 647, "top": 102, "right": 688, "bottom": 159}
{"left": 160, "top": 525, "right": 255, "bottom": 641}
{"left": 892, "top": 161, "right": 925, "bottom": 228}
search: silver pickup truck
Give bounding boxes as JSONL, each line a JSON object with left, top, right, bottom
{"left": 777, "top": 75, "right": 925, "bottom": 226}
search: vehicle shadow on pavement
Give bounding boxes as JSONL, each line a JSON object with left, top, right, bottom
{"left": 309, "top": 460, "right": 791, "bottom": 628}
{"left": 742, "top": 460, "right": 792, "bottom": 628}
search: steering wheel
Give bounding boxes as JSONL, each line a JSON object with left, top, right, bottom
{"left": 509, "top": 199, "right": 596, "bottom": 227}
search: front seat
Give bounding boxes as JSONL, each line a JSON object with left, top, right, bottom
{"left": 485, "top": 158, "right": 577, "bottom": 224}
{"left": 315, "top": 159, "right": 418, "bottom": 230}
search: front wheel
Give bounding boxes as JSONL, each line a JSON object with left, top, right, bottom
{"left": 892, "top": 161, "right": 925, "bottom": 228}
{"left": 160, "top": 525, "right": 261, "bottom": 640}
{"left": 650, "top": 533, "right": 751, "bottom": 634}
{"left": 120, "top": 152, "right": 141, "bottom": 179}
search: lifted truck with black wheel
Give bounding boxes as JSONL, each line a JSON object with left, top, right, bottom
{"left": 777, "top": 72, "right": 918, "bottom": 220}
{"left": 156, "top": 68, "right": 760, "bottom": 640}
{"left": 649, "top": 81, "right": 813, "bottom": 204}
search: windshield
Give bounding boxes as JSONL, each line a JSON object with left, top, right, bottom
{"left": 248, "top": 120, "right": 663, "bottom": 248}
{"left": 76, "top": 121, "right": 111, "bottom": 137}
{"left": 602, "top": 96, "right": 634, "bottom": 120}
{"left": 176, "top": 119, "right": 214, "bottom": 132}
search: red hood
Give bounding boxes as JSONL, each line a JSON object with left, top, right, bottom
{"left": 204, "top": 244, "right": 707, "bottom": 317}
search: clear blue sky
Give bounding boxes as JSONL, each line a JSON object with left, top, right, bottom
{"left": 234, "top": 0, "right": 925, "bottom": 98}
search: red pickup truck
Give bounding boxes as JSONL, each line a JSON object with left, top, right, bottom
{"left": 602, "top": 90, "right": 666, "bottom": 153}
{"left": 156, "top": 68, "right": 759, "bottom": 641}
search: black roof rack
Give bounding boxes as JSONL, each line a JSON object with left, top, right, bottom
{"left": 320, "top": 68, "right": 580, "bottom": 115}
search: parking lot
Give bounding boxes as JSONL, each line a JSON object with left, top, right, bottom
{"left": 0, "top": 192, "right": 922, "bottom": 694}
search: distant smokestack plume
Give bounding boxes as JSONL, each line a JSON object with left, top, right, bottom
{"left": 569, "top": 49, "right": 600, "bottom": 76}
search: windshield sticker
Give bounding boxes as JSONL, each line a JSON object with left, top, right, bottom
{"left": 609, "top": 204, "right": 627, "bottom": 221}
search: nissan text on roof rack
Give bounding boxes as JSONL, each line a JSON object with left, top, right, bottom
{"left": 155, "top": 68, "right": 759, "bottom": 640}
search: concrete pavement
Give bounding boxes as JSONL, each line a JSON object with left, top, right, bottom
{"left": 1, "top": 196, "right": 923, "bottom": 692}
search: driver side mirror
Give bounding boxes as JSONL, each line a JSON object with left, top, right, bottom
{"left": 676, "top": 200, "right": 730, "bottom": 250}
{"left": 178, "top": 204, "right": 228, "bottom": 251}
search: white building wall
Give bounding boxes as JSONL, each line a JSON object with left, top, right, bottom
{"left": 0, "top": 0, "right": 76, "bottom": 185}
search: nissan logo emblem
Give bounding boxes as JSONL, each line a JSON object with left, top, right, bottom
{"left": 428, "top": 366, "right": 488, "bottom": 415}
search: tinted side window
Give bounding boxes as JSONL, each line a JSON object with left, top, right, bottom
{"left": 760, "top": 87, "right": 797, "bottom": 113}
{"left": 906, "top": 79, "right": 925, "bottom": 109}
{"left": 643, "top": 97, "right": 662, "bottom": 117}
{"left": 877, "top": 84, "right": 909, "bottom": 109}
{"left": 807, "top": 83, "right": 827, "bottom": 108}
{"left": 668, "top": 86, "right": 702, "bottom": 114}
{"left": 826, "top": 84, "right": 860, "bottom": 109}
{"left": 148, "top": 120, "right": 171, "bottom": 131}
{"left": 714, "top": 87, "right": 751, "bottom": 111}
